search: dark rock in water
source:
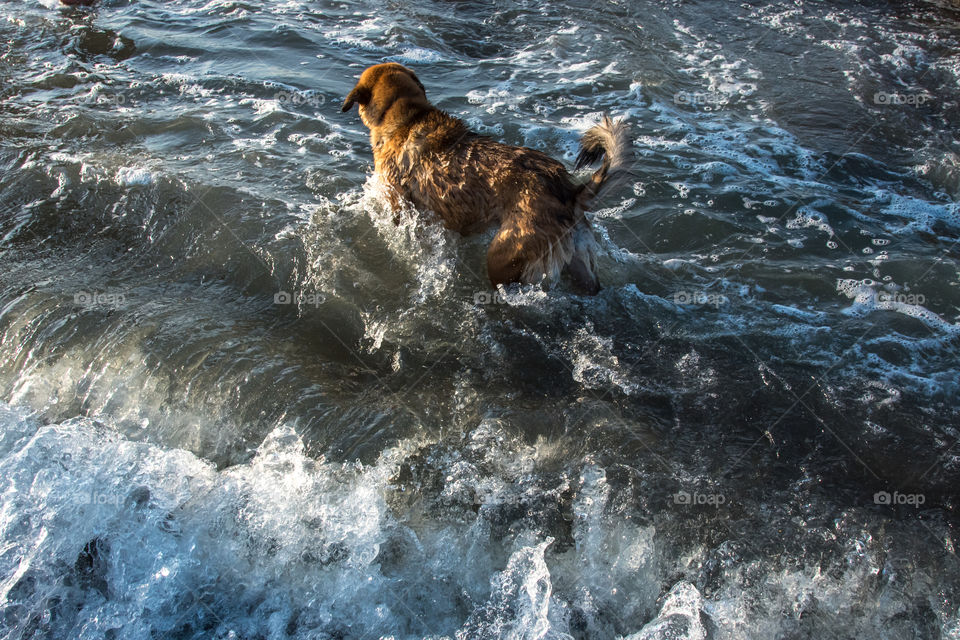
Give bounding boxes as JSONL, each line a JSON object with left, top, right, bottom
{"left": 60, "top": 0, "right": 98, "bottom": 5}
{"left": 125, "top": 485, "right": 152, "bottom": 509}
{"left": 74, "top": 537, "right": 110, "bottom": 598}
{"left": 66, "top": 27, "right": 136, "bottom": 61}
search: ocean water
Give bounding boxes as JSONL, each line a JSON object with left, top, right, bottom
{"left": 1, "top": 0, "right": 959, "bottom": 638}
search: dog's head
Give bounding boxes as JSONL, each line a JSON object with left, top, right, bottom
{"left": 341, "top": 63, "right": 428, "bottom": 130}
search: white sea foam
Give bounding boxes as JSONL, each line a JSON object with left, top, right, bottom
{"left": 837, "top": 278, "right": 960, "bottom": 335}
{"left": 0, "top": 408, "right": 673, "bottom": 639}
{"left": 359, "top": 175, "right": 458, "bottom": 304}
{"left": 116, "top": 166, "right": 154, "bottom": 186}
{"left": 387, "top": 47, "right": 445, "bottom": 64}
{"left": 624, "top": 582, "right": 707, "bottom": 640}
{"left": 569, "top": 326, "right": 638, "bottom": 395}
{"left": 868, "top": 189, "right": 960, "bottom": 235}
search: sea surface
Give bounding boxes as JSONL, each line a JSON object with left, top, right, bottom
{"left": 1, "top": 0, "right": 959, "bottom": 638}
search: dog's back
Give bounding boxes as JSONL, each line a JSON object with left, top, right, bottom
{"left": 389, "top": 111, "right": 576, "bottom": 229}
{"left": 392, "top": 112, "right": 608, "bottom": 290}
{"left": 343, "top": 63, "right": 630, "bottom": 293}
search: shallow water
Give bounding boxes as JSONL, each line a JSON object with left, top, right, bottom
{"left": 1, "top": 0, "right": 959, "bottom": 638}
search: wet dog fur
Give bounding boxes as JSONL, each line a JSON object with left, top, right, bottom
{"left": 341, "top": 63, "right": 631, "bottom": 294}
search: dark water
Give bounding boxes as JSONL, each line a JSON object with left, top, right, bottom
{"left": 1, "top": 0, "right": 959, "bottom": 638}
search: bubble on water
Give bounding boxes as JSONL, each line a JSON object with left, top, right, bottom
{"left": 670, "top": 182, "right": 691, "bottom": 198}
{"left": 787, "top": 207, "right": 835, "bottom": 237}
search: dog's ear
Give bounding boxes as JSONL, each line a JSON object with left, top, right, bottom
{"left": 404, "top": 69, "right": 426, "bottom": 96}
{"left": 341, "top": 85, "right": 371, "bottom": 112}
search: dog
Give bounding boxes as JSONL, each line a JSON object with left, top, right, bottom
{"left": 341, "top": 63, "right": 631, "bottom": 294}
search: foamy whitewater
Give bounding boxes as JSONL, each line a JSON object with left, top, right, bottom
{"left": 1, "top": 0, "right": 959, "bottom": 638}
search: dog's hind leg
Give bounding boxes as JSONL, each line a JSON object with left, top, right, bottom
{"left": 564, "top": 223, "right": 601, "bottom": 294}
{"left": 486, "top": 221, "right": 525, "bottom": 287}
{"left": 567, "top": 255, "right": 600, "bottom": 294}
{"left": 486, "top": 219, "right": 547, "bottom": 287}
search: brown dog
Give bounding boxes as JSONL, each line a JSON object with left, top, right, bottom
{"left": 341, "top": 63, "right": 631, "bottom": 294}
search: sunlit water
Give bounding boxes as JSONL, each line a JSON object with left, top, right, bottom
{"left": 1, "top": 0, "right": 959, "bottom": 638}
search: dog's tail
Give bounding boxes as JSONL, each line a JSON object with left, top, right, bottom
{"left": 574, "top": 115, "right": 632, "bottom": 209}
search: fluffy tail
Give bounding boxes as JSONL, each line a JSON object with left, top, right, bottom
{"left": 574, "top": 114, "right": 632, "bottom": 209}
